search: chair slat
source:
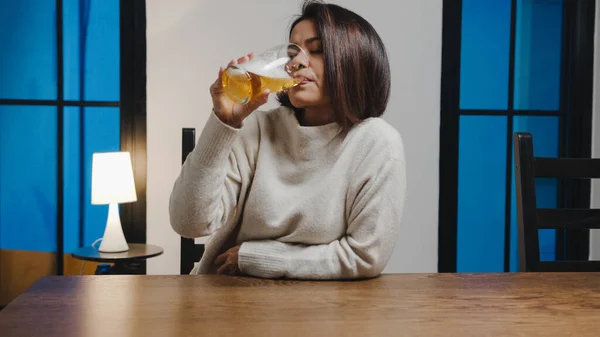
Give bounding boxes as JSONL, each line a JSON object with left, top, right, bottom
{"left": 514, "top": 132, "right": 600, "bottom": 273}
{"left": 536, "top": 209, "right": 600, "bottom": 229}
{"left": 514, "top": 133, "right": 540, "bottom": 271}
{"left": 537, "top": 261, "right": 600, "bottom": 272}
{"left": 535, "top": 157, "right": 600, "bottom": 178}
{"left": 180, "top": 128, "right": 204, "bottom": 275}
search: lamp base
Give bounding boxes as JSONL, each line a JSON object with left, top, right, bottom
{"left": 98, "top": 203, "right": 129, "bottom": 253}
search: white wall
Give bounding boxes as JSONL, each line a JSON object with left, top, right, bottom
{"left": 146, "top": 0, "right": 443, "bottom": 274}
{"left": 590, "top": 2, "right": 600, "bottom": 261}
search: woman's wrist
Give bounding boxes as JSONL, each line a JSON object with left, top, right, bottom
{"left": 214, "top": 109, "right": 243, "bottom": 129}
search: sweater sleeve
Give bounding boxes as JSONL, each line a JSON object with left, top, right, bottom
{"left": 169, "top": 111, "right": 258, "bottom": 238}
{"left": 237, "top": 156, "right": 406, "bottom": 280}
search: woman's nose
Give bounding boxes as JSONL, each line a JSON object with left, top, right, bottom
{"left": 291, "top": 63, "right": 306, "bottom": 71}
{"left": 289, "top": 50, "right": 309, "bottom": 72}
{"left": 287, "top": 58, "right": 307, "bottom": 76}
{"left": 290, "top": 61, "right": 308, "bottom": 80}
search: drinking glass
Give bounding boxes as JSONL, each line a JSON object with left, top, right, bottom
{"left": 221, "top": 43, "right": 309, "bottom": 104}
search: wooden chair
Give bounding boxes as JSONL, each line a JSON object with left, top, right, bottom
{"left": 514, "top": 132, "right": 600, "bottom": 272}
{"left": 179, "top": 128, "right": 205, "bottom": 274}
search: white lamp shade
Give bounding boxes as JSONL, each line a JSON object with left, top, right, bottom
{"left": 91, "top": 152, "right": 137, "bottom": 205}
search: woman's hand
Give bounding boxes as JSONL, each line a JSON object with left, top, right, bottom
{"left": 210, "top": 54, "right": 270, "bottom": 128}
{"left": 214, "top": 245, "right": 242, "bottom": 276}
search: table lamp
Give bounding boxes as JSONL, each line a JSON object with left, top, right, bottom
{"left": 91, "top": 151, "right": 137, "bottom": 252}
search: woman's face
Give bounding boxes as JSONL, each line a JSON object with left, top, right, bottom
{"left": 287, "top": 19, "right": 331, "bottom": 110}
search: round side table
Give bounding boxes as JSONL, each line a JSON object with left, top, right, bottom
{"left": 72, "top": 244, "right": 163, "bottom": 275}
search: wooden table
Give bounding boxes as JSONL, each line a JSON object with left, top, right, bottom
{"left": 0, "top": 273, "right": 599, "bottom": 336}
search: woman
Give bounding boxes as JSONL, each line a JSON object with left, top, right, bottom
{"left": 169, "top": 0, "right": 406, "bottom": 279}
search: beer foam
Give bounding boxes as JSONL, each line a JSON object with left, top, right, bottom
{"left": 242, "top": 58, "right": 290, "bottom": 79}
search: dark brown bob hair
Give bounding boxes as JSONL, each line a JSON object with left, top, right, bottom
{"left": 277, "top": 0, "right": 391, "bottom": 132}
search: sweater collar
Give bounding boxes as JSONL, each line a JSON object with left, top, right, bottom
{"left": 274, "top": 107, "right": 343, "bottom": 161}
{"left": 286, "top": 107, "right": 341, "bottom": 138}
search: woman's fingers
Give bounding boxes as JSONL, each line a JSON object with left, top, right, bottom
{"left": 216, "top": 262, "right": 236, "bottom": 275}
{"left": 237, "top": 55, "right": 249, "bottom": 64}
{"left": 227, "top": 53, "right": 254, "bottom": 68}
{"left": 237, "top": 53, "right": 254, "bottom": 65}
{"left": 245, "top": 89, "right": 270, "bottom": 112}
{"left": 214, "top": 253, "right": 227, "bottom": 266}
{"left": 216, "top": 263, "right": 227, "bottom": 274}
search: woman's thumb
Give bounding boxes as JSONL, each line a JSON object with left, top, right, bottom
{"left": 246, "top": 89, "right": 270, "bottom": 112}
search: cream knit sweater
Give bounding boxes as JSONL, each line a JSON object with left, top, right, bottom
{"left": 169, "top": 107, "right": 406, "bottom": 279}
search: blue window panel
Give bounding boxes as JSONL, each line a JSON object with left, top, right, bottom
{"left": 63, "top": 0, "right": 120, "bottom": 101}
{"left": 460, "top": 0, "right": 512, "bottom": 110}
{"left": 510, "top": 116, "right": 559, "bottom": 271}
{"left": 82, "top": 107, "right": 120, "bottom": 246}
{"left": 0, "top": 106, "right": 57, "bottom": 252}
{"left": 63, "top": 107, "right": 82, "bottom": 254}
{"left": 457, "top": 116, "right": 508, "bottom": 272}
{"left": 62, "top": 107, "right": 121, "bottom": 253}
{"left": 0, "top": 0, "right": 57, "bottom": 100}
{"left": 514, "top": 0, "right": 563, "bottom": 111}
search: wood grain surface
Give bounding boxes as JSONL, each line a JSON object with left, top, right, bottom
{"left": 1, "top": 273, "right": 599, "bottom": 337}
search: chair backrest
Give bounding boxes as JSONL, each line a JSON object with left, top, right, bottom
{"left": 179, "top": 128, "right": 205, "bottom": 274}
{"left": 514, "top": 132, "right": 600, "bottom": 272}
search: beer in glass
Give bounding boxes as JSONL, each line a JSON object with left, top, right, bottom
{"left": 221, "top": 43, "right": 308, "bottom": 104}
